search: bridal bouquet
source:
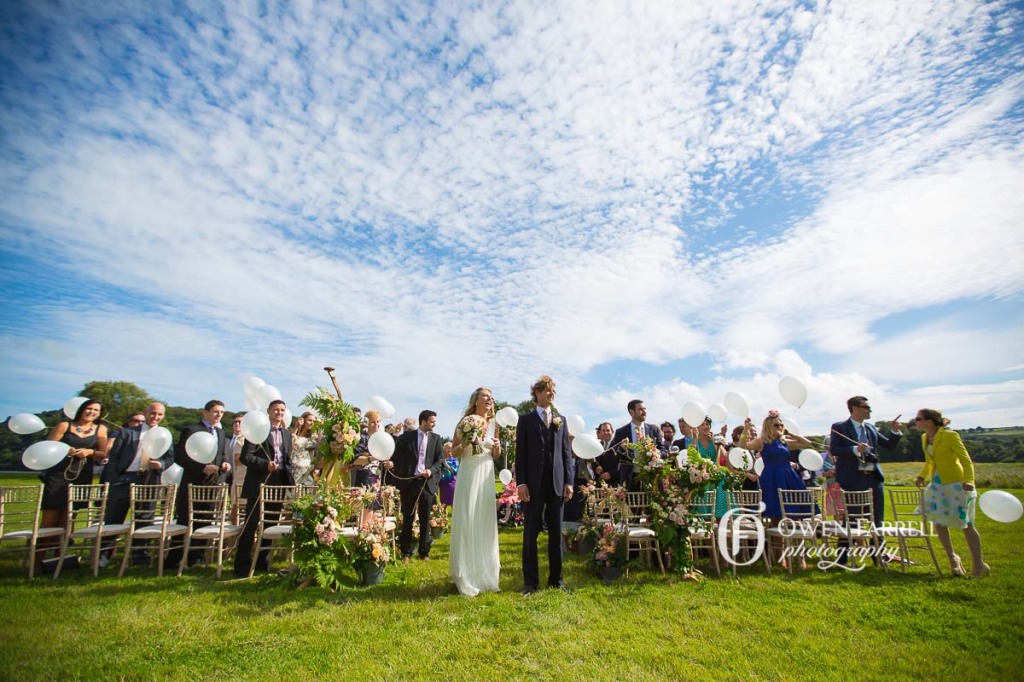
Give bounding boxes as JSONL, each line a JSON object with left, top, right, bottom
{"left": 458, "top": 414, "right": 487, "bottom": 455}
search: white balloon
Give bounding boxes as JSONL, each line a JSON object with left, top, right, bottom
{"left": 365, "top": 395, "right": 389, "bottom": 415}
{"left": 707, "top": 403, "right": 728, "bottom": 424}
{"left": 63, "top": 396, "right": 89, "bottom": 420}
{"left": 495, "top": 406, "right": 519, "bottom": 428}
{"left": 567, "top": 414, "right": 585, "bottom": 437}
{"left": 798, "top": 449, "right": 824, "bottom": 471}
{"left": 256, "top": 384, "right": 283, "bottom": 409}
{"left": 979, "top": 490, "right": 1023, "bottom": 523}
{"left": 498, "top": 468, "right": 513, "bottom": 486}
{"left": 723, "top": 392, "right": 749, "bottom": 419}
{"left": 22, "top": 441, "right": 70, "bottom": 470}
{"left": 283, "top": 408, "right": 293, "bottom": 430}
{"left": 381, "top": 401, "right": 396, "bottom": 420}
{"left": 161, "top": 463, "right": 183, "bottom": 486}
{"left": 8, "top": 413, "right": 45, "bottom": 435}
{"left": 681, "top": 401, "right": 706, "bottom": 429}
{"left": 753, "top": 457, "right": 765, "bottom": 476}
{"left": 244, "top": 396, "right": 261, "bottom": 412}
{"left": 141, "top": 426, "right": 173, "bottom": 458}
{"left": 368, "top": 431, "right": 396, "bottom": 461}
{"left": 781, "top": 416, "right": 801, "bottom": 436}
{"left": 779, "top": 376, "right": 808, "bottom": 409}
{"left": 185, "top": 431, "right": 218, "bottom": 464}
{"left": 243, "top": 376, "right": 266, "bottom": 400}
{"left": 571, "top": 434, "right": 604, "bottom": 460}
{"left": 728, "top": 447, "right": 753, "bottom": 471}
{"left": 240, "top": 411, "right": 271, "bottom": 444}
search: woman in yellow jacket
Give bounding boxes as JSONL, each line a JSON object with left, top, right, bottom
{"left": 914, "top": 408, "right": 989, "bottom": 578}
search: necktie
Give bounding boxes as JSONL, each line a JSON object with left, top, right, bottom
{"left": 416, "top": 433, "right": 427, "bottom": 474}
{"left": 543, "top": 409, "right": 550, "bottom": 427}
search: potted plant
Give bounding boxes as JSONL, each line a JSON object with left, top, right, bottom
{"left": 350, "top": 517, "right": 392, "bottom": 586}
{"left": 289, "top": 484, "right": 356, "bottom": 591}
{"left": 591, "top": 520, "right": 627, "bottom": 583}
{"left": 429, "top": 501, "right": 449, "bottom": 539}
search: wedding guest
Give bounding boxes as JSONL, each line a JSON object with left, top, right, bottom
{"left": 387, "top": 410, "right": 445, "bottom": 562}
{"left": 661, "top": 422, "right": 677, "bottom": 448}
{"left": 674, "top": 417, "right": 695, "bottom": 450}
{"left": 613, "top": 400, "right": 666, "bottom": 491}
{"left": 228, "top": 414, "right": 246, "bottom": 522}
{"left": 914, "top": 409, "right": 989, "bottom": 578}
{"left": 731, "top": 425, "right": 759, "bottom": 491}
{"left": 351, "top": 410, "right": 394, "bottom": 521}
{"left": 99, "top": 402, "right": 173, "bottom": 566}
{"left": 439, "top": 442, "right": 457, "bottom": 508}
{"left": 743, "top": 411, "right": 818, "bottom": 569}
{"left": 693, "top": 417, "right": 730, "bottom": 519}
{"left": 40, "top": 399, "right": 108, "bottom": 537}
{"left": 829, "top": 396, "right": 902, "bottom": 564}
{"left": 592, "top": 422, "right": 618, "bottom": 486}
{"left": 288, "top": 411, "right": 317, "bottom": 486}
{"left": 234, "top": 400, "right": 294, "bottom": 576}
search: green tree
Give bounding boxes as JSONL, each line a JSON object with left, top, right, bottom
{"left": 78, "top": 381, "right": 156, "bottom": 427}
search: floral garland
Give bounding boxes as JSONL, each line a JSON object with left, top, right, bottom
{"left": 300, "top": 387, "right": 362, "bottom": 486}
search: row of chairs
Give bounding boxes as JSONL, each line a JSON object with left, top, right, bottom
{"left": 0, "top": 482, "right": 395, "bottom": 580}
{"left": 578, "top": 486, "right": 942, "bottom": 578}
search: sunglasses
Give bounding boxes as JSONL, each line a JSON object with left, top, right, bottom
{"left": 914, "top": 416, "right": 926, "bottom": 422}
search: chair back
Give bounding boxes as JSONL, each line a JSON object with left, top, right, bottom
{"left": 187, "top": 484, "right": 230, "bottom": 526}
{"left": 623, "top": 491, "right": 652, "bottom": 527}
{"left": 728, "top": 489, "right": 762, "bottom": 513}
{"left": 67, "top": 484, "right": 109, "bottom": 532}
{"left": 129, "top": 484, "right": 176, "bottom": 531}
{"left": 888, "top": 488, "right": 931, "bottom": 535}
{"left": 0, "top": 485, "right": 43, "bottom": 539}
{"left": 258, "top": 484, "right": 300, "bottom": 525}
{"left": 688, "top": 490, "right": 716, "bottom": 523}
{"left": 777, "top": 489, "right": 817, "bottom": 521}
{"left": 590, "top": 487, "right": 625, "bottom": 523}
{"left": 840, "top": 490, "right": 874, "bottom": 532}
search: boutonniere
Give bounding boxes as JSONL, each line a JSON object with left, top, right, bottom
{"left": 552, "top": 416, "right": 562, "bottom": 428}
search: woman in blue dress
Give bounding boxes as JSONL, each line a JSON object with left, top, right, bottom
{"left": 742, "top": 410, "right": 818, "bottom": 568}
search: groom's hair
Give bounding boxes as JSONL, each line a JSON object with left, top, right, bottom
{"left": 418, "top": 410, "right": 436, "bottom": 425}
{"left": 530, "top": 375, "right": 555, "bottom": 399}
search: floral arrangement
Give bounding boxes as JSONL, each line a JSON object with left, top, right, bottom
{"left": 592, "top": 521, "right": 626, "bottom": 568}
{"left": 458, "top": 414, "right": 487, "bottom": 455}
{"left": 350, "top": 517, "right": 392, "bottom": 567}
{"left": 429, "top": 501, "right": 449, "bottom": 531}
{"left": 625, "top": 436, "right": 666, "bottom": 487}
{"left": 300, "top": 388, "right": 362, "bottom": 486}
{"left": 288, "top": 484, "right": 357, "bottom": 590}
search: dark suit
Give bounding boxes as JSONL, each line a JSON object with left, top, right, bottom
{"left": 594, "top": 441, "right": 620, "bottom": 487}
{"left": 613, "top": 422, "right": 666, "bottom": 491}
{"left": 386, "top": 429, "right": 444, "bottom": 558}
{"left": 100, "top": 425, "right": 174, "bottom": 553}
{"left": 173, "top": 422, "right": 229, "bottom": 526}
{"left": 234, "top": 428, "right": 294, "bottom": 575}
{"left": 515, "top": 410, "right": 574, "bottom": 590}
{"left": 830, "top": 418, "right": 900, "bottom": 526}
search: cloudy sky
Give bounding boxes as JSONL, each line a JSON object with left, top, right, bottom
{"left": 1, "top": 0, "right": 1022, "bottom": 438}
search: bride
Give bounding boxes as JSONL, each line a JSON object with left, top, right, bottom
{"left": 449, "top": 387, "right": 501, "bottom": 596}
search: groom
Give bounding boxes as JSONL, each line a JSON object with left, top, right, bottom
{"left": 516, "top": 375, "right": 575, "bottom": 594}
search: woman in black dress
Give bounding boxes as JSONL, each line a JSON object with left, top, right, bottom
{"left": 40, "top": 399, "right": 108, "bottom": 532}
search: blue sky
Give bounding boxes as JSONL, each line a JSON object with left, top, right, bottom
{"left": 1, "top": 0, "right": 1022, "bottom": 438}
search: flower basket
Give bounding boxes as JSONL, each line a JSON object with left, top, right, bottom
{"left": 357, "top": 560, "right": 385, "bottom": 586}
{"left": 431, "top": 526, "right": 445, "bottom": 539}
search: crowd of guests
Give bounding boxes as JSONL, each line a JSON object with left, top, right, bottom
{"left": 29, "top": 392, "right": 989, "bottom": 579}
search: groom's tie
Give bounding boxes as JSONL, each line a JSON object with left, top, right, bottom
{"left": 543, "top": 409, "right": 550, "bottom": 428}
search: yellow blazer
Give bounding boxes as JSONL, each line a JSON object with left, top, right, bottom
{"left": 918, "top": 428, "right": 975, "bottom": 486}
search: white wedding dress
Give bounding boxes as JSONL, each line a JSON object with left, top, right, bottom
{"left": 449, "top": 419, "right": 500, "bottom": 596}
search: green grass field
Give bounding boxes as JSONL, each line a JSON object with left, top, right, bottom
{"left": 1, "top": 471, "right": 1022, "bottom": 680}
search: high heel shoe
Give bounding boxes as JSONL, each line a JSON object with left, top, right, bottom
{"left": 972, "top": 562, "right": 991, "bottom": 579}
{"left": 950, "top": 555, "right": 965, "bottom": 577}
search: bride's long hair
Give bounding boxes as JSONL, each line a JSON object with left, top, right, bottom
{"left": 462, "top": 387, "right": 495, "bottom": 419}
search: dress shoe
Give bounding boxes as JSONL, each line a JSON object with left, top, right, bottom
{"left": 950, "top": 555, "right": 966, "bottom": 577}
{"left": 419, "top": 555, "right": 431, "bottom": 562}
{"left": 97, "top": 555, "right": 111, "bottom": 569}
{"left": 520, "top": 586, "right": 536, "bottom": 596}
{"left": 548, "top": 580, "right": 571, "bottom": 592}
{"left": 972, "top": 562, "right": 991, "bottom": 579}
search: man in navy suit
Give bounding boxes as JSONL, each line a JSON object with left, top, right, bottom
{"left": 387, "top": 410, "right": 445, "bottom": 562}
{"left": 234, "top": 399, "right": 294, "bottom": 576}
{"left": 99, "top": 403, "right": 174, "bottom": 565}
{"left": 516, "top": 375, "right": 575, "bottom": 594}
{"left": 613, "top": 399, "right": 667, "bottom": 491}
{"left": 830, "top": 395, "right": 903, "bottom": 563}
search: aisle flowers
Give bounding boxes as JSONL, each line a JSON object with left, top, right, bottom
{"left": 289, "top": 485, "right": 356, "bottom": 590}
{"left": 300, "top": 387, "right": 362, "bottom": 486}
{"left": 351, "top": 517, "right": 392, "bottom": 586}
{"left": 429, "top": 501, "right": 449, "bottom": 537}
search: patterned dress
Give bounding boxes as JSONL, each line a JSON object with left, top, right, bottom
{"left": 695, "top": 438, "right": 728, "bottom": 519}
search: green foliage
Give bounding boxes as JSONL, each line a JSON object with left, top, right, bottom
{"left": 299, "top": 388, "right": 361, "bottom": 486}
{"left": 78, "top": 380, "right": 155, "bottom": 425}
{"left": 288, "top": 485, "right": 357, "bottom": 591}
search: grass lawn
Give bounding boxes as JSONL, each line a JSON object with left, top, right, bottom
{"left": 1, "top": 472, "right": 1022, "bottom": 681}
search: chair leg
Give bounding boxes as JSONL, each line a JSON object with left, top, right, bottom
{"left": 27, "top": 537, "right": 38, "bottom": 580}
{"left": 926, "top": 537, "right": 942, "bottom": 575}
{"left": 119, "top": 536, "right": 132, "bottom": 578}
{"left": 248, "top": 527, "right": 263, "bottom": 580}
{"left": 177, "top": 535, "right": 191, "bottom": 577}
{"left": 53, "top": 535, "right": 70, "bottom": 580}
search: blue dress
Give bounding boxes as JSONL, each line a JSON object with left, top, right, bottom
{"left": 758, "top": 439, "right": 807, "bottom": 518}
{"left": 695, "top": 438, "right": 728, "bottom": 519}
